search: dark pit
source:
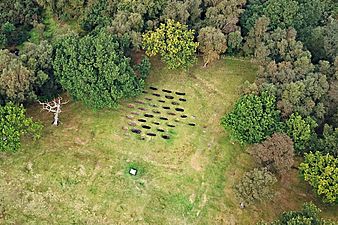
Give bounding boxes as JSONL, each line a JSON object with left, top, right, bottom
{"left": 167, "top": 124, "right": 175, "bottom": 128}
{"left": 179, "top": 98, "right": 187, "bottom": 102}
{"left": 138, "top": 107, "right": 146, "bottom": 111}
{"left": 175, "top": 108, "right": 184, "bottom": 112}
{"left": 158, "top": 100, "right": 165, "bottom": 103}
{"left": 152, "top": 121, "right": 160, "bottom": 125}
{"left": 162, "top": 135, "right": 170, "bottom": 140}
{"left": 145, "top": 97, "right": 152, "bottom": 101}
{"left": 138, "top": 119, "right": 147, "bottom": 122}
{"left": 165, "top": 95, "right": 174, "bottom": 99}
{"left": 150, "top": 86, "right": 158, "bottom": 90}
{"left": 162, "top": 89, "right": 172, "bottom": 93}
{"left": 181, "top": 115, "right": 187, "bottom": 118}
{"left": 147, "top": 133, "right": 156, "bottom": 136}
{"left": 157, "top": 128, "right": 165, "bottom": 132}
{"left": 175, "top": 92, "right": 186, "bottom": 96}
{"left": 160, "top": 117, "right": 168, "bottom": 121}
{"left": 163, "top": 106, "right": 170, "bottom": 110}
{"left": 131, "top": 128, "right": 141, "bottom": 134}
{"left": 142, "top": 91, "right": 148, "bottom": 94}
{"left": 172, "top": 102, "right": 180, "bottom": 105}
{"left": 152, "top": 93, "right": 161, "bottom": 97}
{"left": 149, "top": 104, "right": 158, "bottom": 108}
{"left": 167, "top": 112, "right": 176, "bottom": 116}
{"left": 142, "top": 125, "right": 151, "bottom": 129}
{"left": 188, "top": 123, "right": 196, "bottom": 126}
{"left": 152, "top": 110, "right": 161, "bottom": 114}
{"left": 144, "top": 114, "right": 154, "bottom": 118}
{"left": 135, "top": 100, "right": 144, "bottom": 104}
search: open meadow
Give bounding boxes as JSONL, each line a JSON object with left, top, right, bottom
{"left": 0, "top": 58, "right": 337, "bottom": 224}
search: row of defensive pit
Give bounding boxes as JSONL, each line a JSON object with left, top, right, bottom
{"left": 124, "top": 86, "right": 196, "bottom": 140}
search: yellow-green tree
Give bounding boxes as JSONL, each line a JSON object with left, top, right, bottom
{"left": 300, "top": 152, "right": 338, "bottom": 204}
{"left": 142, "top": 19, "right": 198, "bottom": 69}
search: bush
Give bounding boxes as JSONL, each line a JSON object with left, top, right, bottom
{"left": 259, "top": 202, "right": 334, "bottom": 224}
{"left": 234, "top": 167, "right": 277, "bottom": 205}
{"left": 0, "top": 103, "right": 42, "bottom": 152}
{"left": 299, "top": 152, "right": 338, "bottom": 204}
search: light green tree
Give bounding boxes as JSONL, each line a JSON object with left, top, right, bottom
{"left": 142, "top": 19, "right": 198, "bottom": 69}
{"left": 0, "top": 103, "right": 42, "bottom": 152}
{"left": 285, "top": 113, "right": 317, "bottom": 155}
{"left": 300, "top": 152, "right": 338, "bottom": 204}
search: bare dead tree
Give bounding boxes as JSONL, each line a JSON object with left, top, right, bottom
{"left": 38, "top": 97, "right": 69, "bottom": 126}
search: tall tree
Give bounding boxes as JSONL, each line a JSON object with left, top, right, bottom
{"left": 234, "top": 167, "right": 277, "bottom": 205}
{"left": 161, "top": 0, "right": 201, "bottom": 28}
{"left": 53, "top": 30, "right": 146, "bottom": 109}
{"left": 205, "top": 0, "right": 246, "bottom": 34}
{"left": 299, "top": 152, "right": 338, "bottom": 204}
{"left": 142, "top": 19, "right": 198, "bottom": 69}
{"left": 19, "top": 41, "right": 59, "bottom": 100}
{"left": 0, "top": 0, "right": 42, "bottom": 48}
{"left": 0, "top": 50, "right": 47, "bottom": 104}
{"left": 285, "top": 113, "right": 317, "bottom": 155}
{"left": 198, "top": 26, "right": 227, "bottom": 67}
{"left": 221, "top": 91, "right": 282, "bottom": 144}
{"left": 250, "top": 133, "right": 294, "bottom": 175}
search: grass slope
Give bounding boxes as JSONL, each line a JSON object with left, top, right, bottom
{"left": 0, "top": 58, "right": 337, "bottom": 224}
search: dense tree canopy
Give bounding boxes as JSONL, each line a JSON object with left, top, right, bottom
{"left": 0, "top": 103, "right": 42, "bottom": 152}
{"left": 299, "top": 152, "right": 338, "bottom": 204}
{"left": 250, "top": 133, "right": 294, "bottom": 175}
{"left": 198, "top": 26, "right": 227, "bottom": 67}
{"left": 285, "top": 113, "right": 317, "bottom": 155}
{"left": 234, "top": 168, "right": 277, "bottom": 205}
{"left": 0, "top": 0, "right": 42, "bottom": 48}
{"left": 0, "top": 49, "right": 48, "bottom": 105}
{"left": 53, "top": 30, "right": 146, "bottom": 109}
{"left": 221, "top": 91, "right": 282, "bottom": 144}
{"left": 142, "top": 19, "right": 198, "bottom": 69}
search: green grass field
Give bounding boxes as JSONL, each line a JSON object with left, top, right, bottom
{"left": 0, "top": 58, "right": 337, "bottom": 224}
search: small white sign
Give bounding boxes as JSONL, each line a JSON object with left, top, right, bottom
{"left": 129, "top": 168, "right": 137, "bottom": 176}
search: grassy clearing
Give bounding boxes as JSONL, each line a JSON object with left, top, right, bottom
{"left": 0, "top": 58, "right": 337, "bottom": 224}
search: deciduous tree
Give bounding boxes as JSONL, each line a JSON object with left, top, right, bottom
{"left": 198, "top": 26, "right": 227, "bottom": 67}
{"left": 234, "top": 167, "right": 277, "bottom": 205}
{"left": 221, "top": 91, "right": 282, "bottom": 144}
{"left": 299, "top": 152, "right": 338, "bottom": 204}
{"left": 142, "top": 19, "right": 198, "bottom": 69}
{"left": 53, "top": 30, "right": 146, "bottom": 109}
{"left": 285, "top": 113, "right": 317, "bottom": 155}
{"left": 0, "top": 50, "right": 45, "bottom": 104}
{"left": 205, "top": 0, "right": 246, "bottom": 34}
{"left": 250, "top": 133, "right": 294, "bottom": 175}
{"left": 0, "top": 103, "right": 42, "bottom": 152}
